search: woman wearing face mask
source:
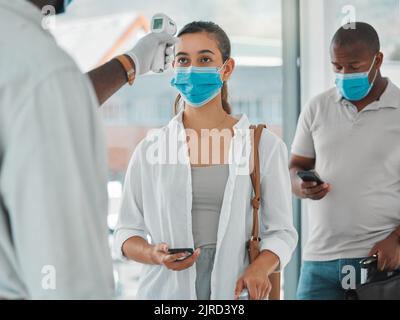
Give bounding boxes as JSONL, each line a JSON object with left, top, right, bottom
{"left": 114, "top": 21, "right": 298, "bottom": 300}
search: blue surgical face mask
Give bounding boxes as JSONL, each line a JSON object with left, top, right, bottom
{"left": 335, "top": 55, "right": 378, "bottom": 101}
{"left": 170, "top": 61, "right": 227, "bottom": 108}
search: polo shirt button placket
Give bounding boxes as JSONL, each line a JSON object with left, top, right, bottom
{"left": 345, "top": 102, "right": 358, "bottom": 123}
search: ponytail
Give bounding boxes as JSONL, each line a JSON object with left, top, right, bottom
{"left": 221, "top": 81, "right": 231, "bottom": 114}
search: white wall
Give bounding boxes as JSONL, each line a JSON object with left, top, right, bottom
{"left": 300, "top": 0, "right": 332, "bottom": 107}
{"left": 382, "top": 62, "right": 400, "bottom": 87}
{"left": 298, "top": 0, "right": 332, "bottom": 252}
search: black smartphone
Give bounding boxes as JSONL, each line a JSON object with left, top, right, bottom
{"left": 297, "top": 170, "right": 325, "bottom": 185}
{"left": 168, "top": 248, "right": 194, "bottom": 254}
{"left": 167, "top": 248, "right": 194, "bottom": 261}
{"left": 360, "top": 255, "right": 377, "bottom": 267}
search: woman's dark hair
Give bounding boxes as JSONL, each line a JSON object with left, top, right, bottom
{"left": 173, "top": 21, "right": 232, "bottom": 114}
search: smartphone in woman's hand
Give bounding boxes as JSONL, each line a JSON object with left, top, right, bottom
{"left": 167, "top": 248, "right": 194, "bottom": 261}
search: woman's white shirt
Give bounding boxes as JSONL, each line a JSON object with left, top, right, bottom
{"left": 114, "top": 111, "right": 298, "bottom": 299}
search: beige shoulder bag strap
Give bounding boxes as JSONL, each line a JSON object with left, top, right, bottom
{"left": 249, "top": 124, "right": 281, "bottom": 300}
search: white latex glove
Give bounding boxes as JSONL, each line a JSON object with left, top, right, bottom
{"left": 125, "top": 32, "right": 178, "bottom": 75}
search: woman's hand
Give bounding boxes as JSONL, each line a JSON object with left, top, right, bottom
{"left": 234, "top": 263, "right": 272, "bottom": 300}
{"left": 234, "top": 250, "right": 279, "bottom": 300}
{"left": 151, "top": 243, "right": 201, "bottom": 271}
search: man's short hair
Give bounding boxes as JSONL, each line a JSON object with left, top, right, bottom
{"left": 331, "top": 22, "right": 380, "bottom": 55}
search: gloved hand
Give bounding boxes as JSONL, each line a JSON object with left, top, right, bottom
{"left": 125, "top": 32, "right": 178, "bottom": 75}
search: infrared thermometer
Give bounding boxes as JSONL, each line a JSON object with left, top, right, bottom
{"left": 150, "top": 13, "right": 177, "bottom": 73}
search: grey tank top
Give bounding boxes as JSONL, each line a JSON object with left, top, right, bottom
{"left": 191, "top": 165, "right": 229, "bottom": 249}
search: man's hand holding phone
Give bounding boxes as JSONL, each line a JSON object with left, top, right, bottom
{"left": 150, "top": 243, "right": 201, "bottom": 271}
{"left": 297, "top": 170, "right": 331, "bottom": 200}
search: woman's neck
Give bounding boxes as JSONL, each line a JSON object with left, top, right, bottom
{"left": 182, "top": 94, "right": 228, "bottom": 130}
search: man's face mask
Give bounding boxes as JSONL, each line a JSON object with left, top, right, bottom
{"left": 170, "top": 61, "right": 227, "bottom": 108}
{"left": 335, "top": 55, "right": 378, "bottom": 101}
{"left": 56, "top": 0, "right": 74, "bottom": 14}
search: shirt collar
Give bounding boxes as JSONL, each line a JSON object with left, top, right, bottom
{"left": 333, "top": 88, "right": 343, "bottom": 103}
{"left": 334, "top": 78, "right": 400, "bottom": 109}
{"left": 376, "top": 79, "right": 400, "bottom": 109}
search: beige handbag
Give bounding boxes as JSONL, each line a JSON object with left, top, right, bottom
{"left": 248, "top": 124, "right": 281, "bottom": 300}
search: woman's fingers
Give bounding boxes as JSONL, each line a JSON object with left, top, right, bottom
{"left": 258, "top": 284, "right": 265, "bottom": 300}
{"left": 163, "top": 248, "right": 201, "bottom": 271}
{"left": 248, "top": 280, "right": 272, "bottom": 300}
{"left": 234, "top": 279, "right": 245, "bottom": 300}
{"left": 255, "top": 284, "right": 261, "bottom": 300}
{"left": 235, "top": 277, "right": 272, "bottom": 300}
{"left": 162, "top": 252, "right": 188, "bottom": 264}
{"left": 172, "top": 249, "right": 201, "bottom": 270}
{"left": 256, "top": 282, "right": 266, "bottom": 300}
{"left": 156, "top": 243, "right": 169, "bottom": 253}
{"left": 261, "top": 282, "right": 271, "bottom": 300}
{"left": 247, "top": 282, "right": 258, "bottom": 300}
{"left": 150, "top": 243, "right": 170, "bottom": 265}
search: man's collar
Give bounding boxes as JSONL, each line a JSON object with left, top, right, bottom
{"left": 334, "top": 78, "right": 400, "bottom": 109}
